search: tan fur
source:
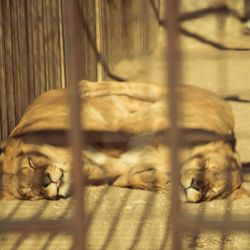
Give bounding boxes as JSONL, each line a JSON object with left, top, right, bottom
{"left": 10, "top": 80, "right": 234, "bottom": 137}
{"left": 1, "top": 80, "right": 248, "bottom": 202}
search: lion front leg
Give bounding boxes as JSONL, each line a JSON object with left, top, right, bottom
{"left": 110, "top": 144, "right": 171, "bottom": 192}
{"left": 112, "top": 168, "right": 170, "bottom": 192}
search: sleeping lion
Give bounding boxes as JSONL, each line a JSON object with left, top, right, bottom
{"left": 0, "top": 80, "right": 248, "bottom": 202}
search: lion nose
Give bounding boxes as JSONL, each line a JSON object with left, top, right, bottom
{"left": 43, "top": 173, "right": 52, "bottom": 187}
{"left": 191, "top": 178, "right": 202, "bottom": 191}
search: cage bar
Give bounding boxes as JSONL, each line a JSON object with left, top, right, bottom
{"left": 180, "top": 219, "right": 250, "bottom": 232}
{"left": 0, "top": 1, "right": 250, "bottom": 249}
{"left": 61, "top": 0, "right": 86, "bottom": 250}
{"left": 0, "top": 220, "right": 73, "bottom": 233}
{"left": 245, "top": 0, "right": 250, "bottom": 18}
{"left": 165, "top": 0, "right": 182, "bottom": 249}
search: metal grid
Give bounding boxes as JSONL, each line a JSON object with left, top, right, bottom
{"left": 166, "top": 1, "right": 250, "bottom": 249}
{"left": 0, "top": 1, "right": 85, "bottom": 250}
{"left": 0, "top": 0, "right": 250, "bottom": 249}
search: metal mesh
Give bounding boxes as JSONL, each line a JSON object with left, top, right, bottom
{"left": 0, "top": 0, "right": 250, "bottom": 249}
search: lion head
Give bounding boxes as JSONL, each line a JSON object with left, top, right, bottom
{"left": 108, "top": 139, "right": 248, "bottom": 203}
{"left": 0, "top": 139, "right": 71, "bottom": 200}
{"left": 180, "top": 142, "right": 244, "bottom": 202}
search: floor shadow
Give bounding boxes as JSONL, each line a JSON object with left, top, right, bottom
{"left": 99, "top": 189, "right": 132, "bottom": 250}
{"left": 127, "top": 192, "right": 157, "bottom": 250}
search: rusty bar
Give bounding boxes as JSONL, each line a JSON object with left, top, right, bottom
{"left": 245, "top": 0, "right": 250, "bottom": 18}
{"left": 165, "top": 0, "right": 182, "bottom": 249}
{"left": 179, "top": 219, "right": 250, "bottom": 232}
{"left": 62, "top": 1, "right": 85, "bottom": 250}
{"left": 0, "top": 220, "right": 73, "bottom": 233}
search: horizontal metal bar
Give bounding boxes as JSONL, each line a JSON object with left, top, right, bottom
{"left": 2, "top": 218, "right": 249, "bottom": 234}
{"left": 0, "top": 219, "right": 73, "bottom": 233}
{"left": 21, "top": 129, "right": 236, "bottom": 145}
{"left": 179, "top": 219, "right": 250, "bottom": 232}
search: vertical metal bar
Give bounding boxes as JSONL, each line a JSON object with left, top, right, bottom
{"left": 245, "top": 0, "right": 250, "bottom": 18}
{"left": 62, "top": 1, "right": 85, "bottom": 250}
{"left": 58, "top": 0, "right": 65, "bottom": 88}
{"left": 165, "top": 0, "right": 182, "bottom": 249}
{"left": 95, "top": 0, "right": 104, "bottom": 81}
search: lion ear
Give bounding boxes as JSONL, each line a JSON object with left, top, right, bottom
{"left": 224, "top": 154, "right": 241, "bottom": 171}
{"left": 229, "top": 186, "right": 250, "bottom": 199}
{"left": 0, "top": 141, "right": 6, "bottom": 155}
{"left": 28, "top": 157, "right": 37, "bottom": 169}
{"left": 0, "top": 191, "right": 15, "bottom": 200}
{"left": 0, "top": 144, "right": 6, "bottom": 171}
{"left": 28, "top": 155, "right": 50, "bottom": 169}
{"left": 0, "top": 142, "right": 6, "bottom": 156}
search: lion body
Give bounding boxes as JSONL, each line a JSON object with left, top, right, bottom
{"left": 0, "top": 80, "right": 248, "bottom": 202}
